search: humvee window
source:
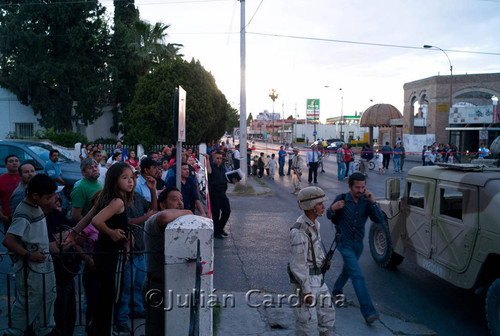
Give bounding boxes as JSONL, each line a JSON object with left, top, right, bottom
{"left": 439, "top": 188, "right": 463, "bottom": 220}
{"left": 407, "top": 182, "right": 425, "bottom": 209}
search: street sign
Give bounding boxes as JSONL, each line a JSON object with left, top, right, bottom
{"left": 234, "top": 127, "right": 241, "bottom": 139}
{"left": 177, "top": 86, "right": 186, "bottom": 142}
{"left": 479, "top": 129, "right": 488, "bottom": 140}
{"left": 313, "top": 131, "right": 317, "bottom": 136}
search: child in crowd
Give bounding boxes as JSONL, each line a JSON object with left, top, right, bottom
{"left": 2, "top": 174, "right": 58, "bottom": 335}
{"left": 268, "top": 154, "right": 278, "bottom": 180}
{"left": 376, "top": 150, "right": 385, "bottom": 174}
{"left": 265, "top": 155, "right": 270, "bottom": 176}
{"left": 258, "top": 152, "right": 265, "bottom": 178}
{"left": 87, "top": 163, "right": 134, "bottom": 335}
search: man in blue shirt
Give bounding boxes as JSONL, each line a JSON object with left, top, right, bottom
{"left": 44, "top": 150, "right": 65, "bottom": 186}
{"left": 135, "top": 158, "right": 159, "bottom": 202}
{"left": 278, "top": 146, "right": 287, "bottom": 176}
{"left": 326, "top": 172, "right": 385, "bottom": 324}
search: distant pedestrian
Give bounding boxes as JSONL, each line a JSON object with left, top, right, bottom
{"left": 393, "top": 144, "right": 401, "bottom": 173}
{"left": 204, "top": 152, "right": 233, "bottom": 238}
{"left": 287, "top": 143, "right": 295, "bottom": 175}
{"left": 344, "top": 144, "right": 354, "bottom": 177}
{"left": 327, "top": 173, "right": 384, "bottom": 324}
{"left": 278, "top": 146, "right": 287, "bottom": 176}
{"left": 336, "top": 144, "right": 346, "bottom": 181}
{"left": 360, "top": 145, "right": 374, "bottom": 176}
{"left": 421, "top": 145, "right": 427, "bottom": 166}
{"left": 290, "top": 148, "right": 303, "bottom": 195}
{"left": 306, "top": 144, "right": 320, "bottom": 184}
{"left": 268, "top": 154, "right": 278, "bottom": 180}
{"left": 376, "top": 151, "right": 384, "bottom": 174}
{"left": 400, "top": 143, "right": 406, "bottom": 172}
{"left": 258, "top": 152, "right": 265, "bottom": 178}
{"left": 381, "top": 142, "right": 392, "bottom": 170}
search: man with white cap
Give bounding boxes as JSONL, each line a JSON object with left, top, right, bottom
{"left": 289, "top": 186, "right": 335, "bottom": 335}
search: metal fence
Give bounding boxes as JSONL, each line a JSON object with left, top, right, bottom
{"left": 0, "top": 246, "right": 162, "bottom": 335}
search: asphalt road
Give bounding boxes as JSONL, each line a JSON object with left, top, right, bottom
{"left": 214, "top": 142, "right": 490, "bottom": 336}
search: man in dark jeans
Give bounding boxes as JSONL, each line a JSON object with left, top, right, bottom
{"left": 204, "top": 151, "right": 233, "bottom": 239}
{"left": 326, "top": 173, "right": 385, "bottom": 324}
{"left": 381, "top": 142, "right": 392, "bottom": 170}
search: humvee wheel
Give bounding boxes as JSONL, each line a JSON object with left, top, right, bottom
{"left": 369, "top": 221, "right": 404, "bottom": 268}
{"left": 486, "top": 278, "right": 500, "bottom": 335}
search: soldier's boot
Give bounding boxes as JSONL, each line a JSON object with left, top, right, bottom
{"left": 319, "top": 330, "right": 335, "bottom": 336}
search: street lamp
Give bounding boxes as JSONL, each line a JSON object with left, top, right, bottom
{"left": 423, "top": 45, "right": 453, "bottom": 109}
{"left": 269, "top": 89, "right": 278, "bottom": 143}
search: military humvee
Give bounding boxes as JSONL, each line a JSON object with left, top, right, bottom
{"left": 369, "top": 138, "right": 500, "bottom": 335}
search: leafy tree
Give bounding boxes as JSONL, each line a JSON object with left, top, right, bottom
{"left": 124, "top": 58, "right": 236, "bottom": 150}
{"left": 226, "top": 107, "right": 240, "bottom": 133}
{"left": 287, "top": 115, "right": 295, "bottom": 120}
{"left": 0, "top": 0, "right": 112, "bottom": 130}
{"left": 109, "top": 1, "right": 182, "bottom": 133}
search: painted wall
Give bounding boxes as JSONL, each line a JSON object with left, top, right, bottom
{"left": 404, "top": 134, "right": 436, "bottom": 156}
{"left": 0, "top": 87, "right": 42, "bottom": 139}
{"left": 293, "top": 123, "right": 378, "bottom": 142}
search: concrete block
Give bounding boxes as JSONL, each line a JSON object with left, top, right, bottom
{"left": 165, "top": 215, "right": 214, "bottom": 336}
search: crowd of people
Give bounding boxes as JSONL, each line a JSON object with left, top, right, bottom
{"left": 0, "top": 140, "right": 236, "bottom": 336}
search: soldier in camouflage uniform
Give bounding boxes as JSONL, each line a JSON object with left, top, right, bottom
{"left": 289, "top": 186, "right": 335, "bottom": 336}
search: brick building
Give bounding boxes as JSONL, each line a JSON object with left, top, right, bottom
{"left": 402, "top": 73, "right": 500, "bottom": 154}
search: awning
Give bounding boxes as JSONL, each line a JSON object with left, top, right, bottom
{"left": 446, "top": 127, "right": 500, "bottom": 131}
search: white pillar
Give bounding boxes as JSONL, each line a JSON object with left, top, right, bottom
{"left": 164, "top": 215, "right": 214, "bottom": 335}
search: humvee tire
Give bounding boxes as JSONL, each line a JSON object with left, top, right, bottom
{"left": 369, "top": 221, "right": 404, "bottom": 268}
{"left": 486, "top": 278, "right": 500, "bottom": 335}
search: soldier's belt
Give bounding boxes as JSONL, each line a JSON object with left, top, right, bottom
{"left": 309, "top": 267, "right": 322, "bottom": 275}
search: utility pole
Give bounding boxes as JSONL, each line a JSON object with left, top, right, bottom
{"left": 238, "top": 0, "right": 247, "bottom": 179}
{"left": 281, "top": 102, "right": 285, "bottom": 144}
{"left": 269, "top": 89, "right": 278, "bottom": 143}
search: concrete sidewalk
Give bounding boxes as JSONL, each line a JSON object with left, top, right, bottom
{"left": 216, "top": 292, "right": 437, "bottom": 336}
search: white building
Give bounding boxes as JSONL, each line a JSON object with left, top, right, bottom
{"left": 0, "top": 87, "right": 43, "bottom": 139}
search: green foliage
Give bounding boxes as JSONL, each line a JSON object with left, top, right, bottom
{"left": 124, "top": 58, "right": 236, "bottom": 149}
{"left": 0, "top": 0, "right": 113, "bottom": 131}
{"left": 35, "top": 128, "right": 88, "bottom": 148}
{"left": 287, "top": 115, "right": 294, "bottom": 120}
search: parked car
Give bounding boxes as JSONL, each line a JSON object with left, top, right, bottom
{"left": 0, "top": 140, "right": 82, "bottom": 188}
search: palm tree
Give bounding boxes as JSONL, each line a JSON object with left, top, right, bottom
{"left": 127, "top": 19, "right": 183, "bottom": 77}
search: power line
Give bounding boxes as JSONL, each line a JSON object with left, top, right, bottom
{"left": 244, "top": 0, "right": 264, "bottom": 30}
{"left": 0, "top": 0, "right": 230, "bottom": 7}
{"left": 247, "top": 31, "right": 500, "bottom": 56}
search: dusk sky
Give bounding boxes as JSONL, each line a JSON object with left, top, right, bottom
{"left": 103, "top": 0, "right": 500, "bottom": 122}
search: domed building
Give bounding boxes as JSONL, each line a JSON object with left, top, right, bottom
{"left": 360, "top": 104, "right": 403, "bottom": 147}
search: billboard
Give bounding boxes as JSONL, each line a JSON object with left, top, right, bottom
{"left": 306, "top": 99, "right": 320, "bottom": 121}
